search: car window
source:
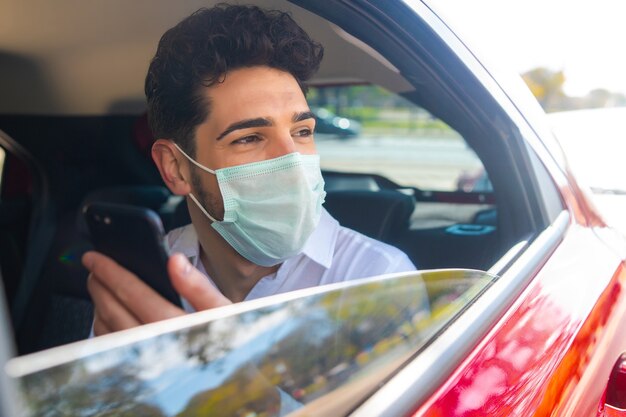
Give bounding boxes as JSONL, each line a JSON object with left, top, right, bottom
{"left": 311, "top": 84, "right": 496, "bottom": 237}
{"left": 7, "top": 270, "right": 496, "bottom": 417}
{"left": 311, "top": 84, "right": 496, "bottom": 248}
{"left": 310, "top": 85, "right": 491, "bottom": 193}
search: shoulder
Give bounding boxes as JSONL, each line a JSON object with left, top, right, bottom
{"left": 336, "top": 226, "right": 413, "bottom": 264}
{"left": 331, "top": 223, "right": 416, "bottom": 276}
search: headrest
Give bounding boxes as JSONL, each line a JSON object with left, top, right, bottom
{"left": 323, "top": 190, "right": 415, "bottom": 241}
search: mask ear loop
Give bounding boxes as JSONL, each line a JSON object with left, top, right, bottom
{"left": 188, "top": 193, "right": 220, "bottom": 223}
{"left": 173, "top": 143, "right": 216, "bottom": 175}
{"left": 173, "top": 143, "right": 220, "bottom": 223}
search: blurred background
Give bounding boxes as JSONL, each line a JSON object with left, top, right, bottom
{"left": 432, "top": 0, "right": 626, "bottom": 231}
{"left": 434, "top": 0, "right": 626, "bottom": 112}
{"left": 314, "top": 0, "right": 626, "bottom": 231}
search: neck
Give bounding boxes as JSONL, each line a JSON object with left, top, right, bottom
{"left": 192, "top": 217, "right": 279, "bottom": 303}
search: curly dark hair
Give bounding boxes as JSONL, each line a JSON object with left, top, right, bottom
{"left": 145, "top": 4, "right": 324, "bottom": 156}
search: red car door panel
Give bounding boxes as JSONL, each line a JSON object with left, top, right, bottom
{"left": 412, "top": 223, "right": 626, "bottom": 416}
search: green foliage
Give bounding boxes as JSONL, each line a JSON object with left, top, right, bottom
{"left": 308, "top": 84, "right": 458, "bottom": 138}
{"left": 522, "top": 67, "right": 626, "bottom": 111}
{"left": 522, "top": 67, "right": 567, "bottom": 112}
{"left": 175, "top": 364, "right": 280, "bottom": 417}
{"left": 22, "top": 361, "right": 167, "bottom": 417}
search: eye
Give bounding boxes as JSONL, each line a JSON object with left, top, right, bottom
{"left": 231, "top": 135, "right": 262, "bottom": 145}
{"left": 293, "top": 128, "right": 313, "bottom": 138}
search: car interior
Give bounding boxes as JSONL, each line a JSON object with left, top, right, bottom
{"left": 0, "top": 0, "right": 554, "bottom": 355}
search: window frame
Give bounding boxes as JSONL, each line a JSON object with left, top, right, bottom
{"left": 295, "top": 0, "right": 567, "bottom": 248}
{"left": 289, "top": 1, "right": 570, "bottom": 414}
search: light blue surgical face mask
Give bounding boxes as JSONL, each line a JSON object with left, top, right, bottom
{"left": 174, "top": 144, "right": 326, "bottom": 267}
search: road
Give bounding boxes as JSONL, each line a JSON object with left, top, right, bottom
{"left": 316, "top": 134, "right": 484, "bottom": 191}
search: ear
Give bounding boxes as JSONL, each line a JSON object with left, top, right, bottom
{"left": 152, "top": 139, "right": 192, "bottom": 196}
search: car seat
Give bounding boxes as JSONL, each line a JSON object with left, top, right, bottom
{"left": 16, "top": 186, "right": 174, "bottom": 353}
{"left": 323, "top": 190, "right": 415, "bottom": 242}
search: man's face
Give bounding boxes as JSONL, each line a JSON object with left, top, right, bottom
{"left": 185, "top": 66, "right": 317, "bottom": 220}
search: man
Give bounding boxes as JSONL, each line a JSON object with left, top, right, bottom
{"left": 84, "top": 4, "right": 416, "bottom": 336}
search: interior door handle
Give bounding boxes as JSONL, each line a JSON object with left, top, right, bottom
{"left": 602, "top": 353, "right": 626, "bottom": 416}
{"left": 445, "top": 224, "right": 495, "bottom": 236}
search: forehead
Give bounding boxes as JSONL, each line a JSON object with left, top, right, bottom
{"left": 203, "top": 66, "right": 309, "bottom": 123}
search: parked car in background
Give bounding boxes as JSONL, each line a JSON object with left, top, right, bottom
{"left": 312, "top": 107, "right": 362, "bottom": 138}
{"left": 455, "top": 167, "right": 493, "bottom": 193}
{"left": 1, "top": 1, "right": 626, "bottom": 416}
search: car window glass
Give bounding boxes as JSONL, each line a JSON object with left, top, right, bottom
{"left": 310, "top": 85, "right": 491, "bottom": 193}
{"left": 7, "top": 270, "right": 496, "bottom": 417}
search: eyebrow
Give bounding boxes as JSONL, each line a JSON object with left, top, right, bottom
{"left": 214, "top": 111, "right": 315, "bottom": 141}
{"left": 294, "top": 111, "right": 315, "bottom": 123}
{"left": 215, "top": 118, "right": 271, "bottom": 141}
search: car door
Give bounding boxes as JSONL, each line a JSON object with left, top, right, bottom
{"left": 1, "top": 0, "right": 626, "bottom": 415}
{"left": 322, "top": 1, "right": 626, "bottom": 415}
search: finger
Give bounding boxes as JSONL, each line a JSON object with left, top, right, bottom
{"left": 92, "top": 311, "right": 112, "bottom": 337}
{"left": 83, "top": 251, "right": 185, "bottom": 324}
{"left": 168, "top": 253, "right": 232, "bottom": 311}
{"left": 88, "top": 273, "right": 142, "bottom": 332}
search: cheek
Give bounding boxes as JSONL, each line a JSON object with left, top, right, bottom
{"left": 191, "top": 170, "right": 225, "bottom": 218}
{"left": 295, "top": 140, "right": 317, "bottom": 155}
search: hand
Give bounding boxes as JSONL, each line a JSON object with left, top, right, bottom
{"left": 83, "top": 251, "right": 231, "bottom": 336}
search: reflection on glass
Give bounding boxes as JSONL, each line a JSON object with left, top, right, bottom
{"left": 8, "top": 269, "right": 495, "bottom": 417}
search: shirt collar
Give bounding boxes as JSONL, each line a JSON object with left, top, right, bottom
{"left": 167, "top": 223, "right": 201, "bottom": 262}
{"left": 298, "top": 207, "right": 337, "bottom": 269}
{"left": 168, "top": 207, "right": 339, "bottom": 270}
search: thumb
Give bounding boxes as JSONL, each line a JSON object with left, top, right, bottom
{"left": 168, "top": 253, "right": 232, "bottom": 311}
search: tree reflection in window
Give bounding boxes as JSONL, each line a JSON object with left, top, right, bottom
{"left": 13, "top": 270, "right": 495, "bottom": 417}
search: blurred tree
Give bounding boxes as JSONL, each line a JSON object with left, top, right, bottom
{"left": 522, "top": 67, "right": 567, "bottom": 111}
{"left": 23, "top": 361, "right": 167, "bottom": 417}
{"left": 586, "top": 88, "right": 614, "bottom": 108}
{"left": 522, "top": 67, "right": 626, "bottom": 111}
{"left": 176, "top": 363, "right": 281, "bottom": 417}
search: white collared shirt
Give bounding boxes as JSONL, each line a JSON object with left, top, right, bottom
{"left": 166, "top": 208, "right": 416, "bottom": 311}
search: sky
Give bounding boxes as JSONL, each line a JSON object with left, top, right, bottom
{"left": 433, "top": 0, "right": 626, "bottom": 97}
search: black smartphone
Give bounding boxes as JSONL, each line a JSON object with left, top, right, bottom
{"left": 83, "top": 202, "right": 182, "bottom": 307}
